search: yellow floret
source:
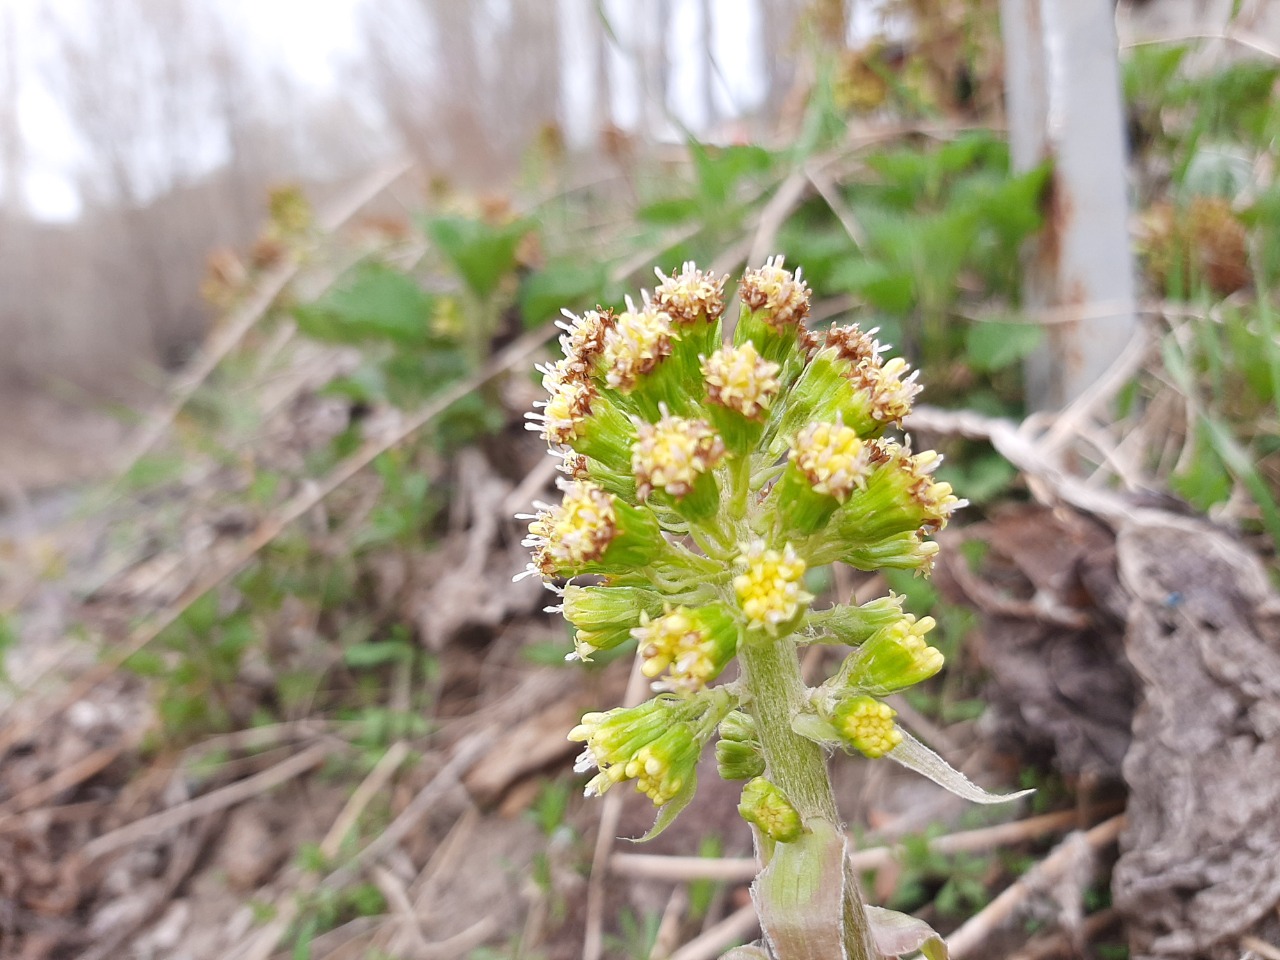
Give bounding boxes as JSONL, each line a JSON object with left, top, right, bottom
{"left": 790, "top": 421, "right": 872, "bottom": 501}
{"left": 534, "top": 359, "right": 593, "bottom": 445}
{"left": 855, "top": 356, "right": 921, "bottom": 425}
{"left": 632, "top": 415, "right": 726, "bottom": 500}
{"left": 652, "top": 262, "right": 727, "bottom": 323}
{"left": 833, "top": 696, "right": 902, "bottom": 758}
{"left": 526, "top": 481, "right": 617, "bottom": 574}
{"left": 702, "top": 343, "right": 781, "bottom": 420}
{"left": 602, "top": 303, "right": 673, "bottom": 392}
{"left": 733, "top": 542, "right": 812, "bottom": 632}
{"left": 739, "top": 255, "right": 811, "bottom": 327}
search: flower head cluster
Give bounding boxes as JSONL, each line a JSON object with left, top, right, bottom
{"left": 739, "top": 255, "right": 811, "bottom": 328}
{"left": 789, "top": 421, "right": 871, "bottom": 502}
{"left": 653, "top": 262, "right": 727, "bottom": 324}
{"left": 524, "top": 480, "right": 616, "bottom": 573}
{"left": 634, "top": 603, "right": 738, "bottom": 693}
{"left": 733, "top": 541, "right": 813, "bottom": 633}
{"left": 702, "top": 343, "right": 781, "bottom": 420}
{"left": 603, "top": 301, "right": 674, "bottom": 393}
{"left": 632, "top": 414, "right": 726, "bottom": 500}
{"left": 519, "top": 256, "right": 964, "bottom": 820}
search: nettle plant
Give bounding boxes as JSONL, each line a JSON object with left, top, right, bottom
{"left": 518, "top": 259, "right": 1026, "bottom": 958}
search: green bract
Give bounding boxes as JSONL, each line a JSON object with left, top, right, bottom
{"left": 519, "top": 257, "right": 977, "bottom": 827}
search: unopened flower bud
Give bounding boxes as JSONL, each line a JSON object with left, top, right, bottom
{"left": 562, "top": 585, "right": 665, "bottom": 661}
{"left": 717, "top": 738, "right": 766, "bottom": 780}
{"left": 805, "top": 594, "right": 907, "bottom": 646}
{"left": 828, "top": 695, "right": 902, "bottom": 759}
{"left": 841, "top": 616, "right": 944, "bottom": 695}
{"left": 738, "top": 777, "right": 804, "bottom": 842}
{"left": 733, "top": 256, "right": 813, "bottom": 379}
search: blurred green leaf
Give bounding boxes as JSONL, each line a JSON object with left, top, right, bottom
{"left": 423, "top": 215, "right": 531, "bottom": 299}
{"left": 965, "top": 320, "right": 1044, "bottom": 372}
{"left": 519, "top": 259, "right": 608, "bottom": 328}
{"left": 691, "top": 141, "right": 776, "bottom": 205}
{"left": 636, "top": 195, "right": 701, "bottom": 225}
{"left": 295, "top": 262, "right": 436, "bottom": 347}
{"left": 829, "top": 257, "right": 915, "bottom": 314}
{"left": 343, "top": 640, "right": 415, "bottom": 669}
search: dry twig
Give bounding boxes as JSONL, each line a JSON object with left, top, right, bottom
{"left": 946, "top": 815, "right": 1125, "bottom": 959}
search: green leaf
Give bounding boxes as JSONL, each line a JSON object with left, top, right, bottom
{"left": 423, "top": 215, "right": 531, "bottom": 299}
{"left": 1170, "top": 425, "right": 1232, "bottom": 511}
{"left": 294, "top": 262, "right": 435, "bottom": 347}
{"left": 964, "top": 319, "right": 1044, "bottom": 372}
{"left": 692, "top": 141, "right": 776, "bottom": 205}
{"left": 888, "top": 729, "right": 1034, "bottom": 804}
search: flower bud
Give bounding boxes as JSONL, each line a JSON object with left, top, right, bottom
{"left": 827, "top": 695, "right": 902, "bottom": 759}
{"left": 733, "top": 541, "right": 813, "bottom": 635}
{"left": 770, "top": 420, "right": 874, "bottom": 537}
{"left": 830, "top": 441, "right": 965, "bottom": 555}
{"left": 718, "top": 710, "right": 758, "bottom": 743}
{"left": 556, "top": 308, "right": 615, "bottom": 378}
{"left": 767, "top": 323, "right": 918, "bottom": 452}
{"left": 841, "top": 535, "right": 941, "bottom": 574}
{"left": 716, "top": 738, "right": 766, "bottom": 780}
{"left": 738, "top": 777, "right": 804, "bottom": 842}
{"left": 840, "top": 616, "right": 944, "bottom": 695}
{"left": 626, "top": 722, "right": 702, "bottom": 805}
{"left": 561, "top": 585, "right": 665, "bottom": 661}
{"left": 634, "top": 603, "right": 741, "bottom": 694}
{"left": 569, "top": 699, "right": 675, "bottom": 797}
{"left": 653, "top": 261, "right": 727, "bottom": 359}
{"left": 716, "top": 711, "right": 764, "bottom": 780}
{"left": 527, "top": 358, "right": 635, "bottom": 469}
{"left": 805, "top": 594, "right": 907, "bottom": 645}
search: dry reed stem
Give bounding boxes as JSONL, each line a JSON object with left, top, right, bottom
{"left": 667, "top": 904, "right": 761, "bottom": 960}
{"left": 1008, "top": 908, "right": 1120, "bottom": 960}
{"left": 611, "top": 808, "right": 1092, "bottom": 883}
{"left": 81, "top": 739, "right": 334, "bottom": 862}
{"left": 320, "top": 741, "right": 410, "bottom": 860}
{"left": 946, "top": 815, "right": 1125, "bottom": 959}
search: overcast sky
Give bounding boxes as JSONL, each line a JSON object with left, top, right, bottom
{"left": 4, "top": 0, "right": 893, "bottom": 222}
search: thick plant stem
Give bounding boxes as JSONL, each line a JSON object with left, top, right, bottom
{"left": 739, "top": 632, "right": 878, "bottom": 960}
